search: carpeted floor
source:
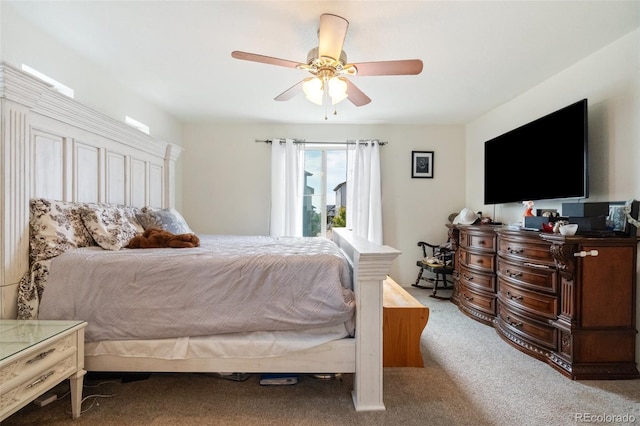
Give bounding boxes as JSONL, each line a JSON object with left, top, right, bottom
{"left": 3, "top": 284, "right": 639, "bottom": 425}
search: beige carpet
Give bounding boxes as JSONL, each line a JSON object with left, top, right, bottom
{"left": 4, "top": 285, "right": 639, "bottom": 425}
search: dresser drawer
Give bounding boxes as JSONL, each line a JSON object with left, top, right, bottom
{"left": 497, "top": 236, "right": 554, "bottom": 265}
{"left": 497, "top": 278, "right": 558, "bottom": 319}
{"left": 459, "top": 283, "right": 496, "bottom": 316}
{"left": 497, "top": 258, "right": 557, "bottom": 293}
{"left": 459, "top": 264, "right": 495, "bottom": 292}
{"left": 459, "top": 247, "right": 495, "bottom": 273}
{"left": 460, "top": 230, "right": 496, "bottom": 251}
{"left": 497, "top": 303, "right": 557, "bottom": 350}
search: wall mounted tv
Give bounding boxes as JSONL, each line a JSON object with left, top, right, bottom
{"left": 484, "top": 98, "right": 588, "bottom": 205}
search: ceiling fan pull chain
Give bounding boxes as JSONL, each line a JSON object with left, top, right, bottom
{"left": 324, "top": 84, "right": 330, "bottom": 120}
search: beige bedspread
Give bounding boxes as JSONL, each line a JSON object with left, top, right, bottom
{"left": 38, "top": 235, "right": 354, "bottom": 342}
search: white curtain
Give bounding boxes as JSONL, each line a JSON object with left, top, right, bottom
{"left": 270, "top": 138, "right": 304, "bottom": 236}
{"left": 346, "top": 140, "right": 383, "bottom": 244}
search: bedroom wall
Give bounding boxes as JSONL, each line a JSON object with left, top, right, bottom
{"left": 0, "top": 4, "right": 185, "bottom": 208}
{"left": 466, "top": 29, "right": 639, "bottom": 223}
{"left": 465, "top": 29, "right": 640, "bottom": 365}
{"left": 0, "top": 5, "right": 182, "bottom": 145}
{"left": 181, "top": 123, "right": 466, "bottom": 285}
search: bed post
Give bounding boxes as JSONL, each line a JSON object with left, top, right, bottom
{"left": 163, "top": 143, "right": 183, "bottom": 209}
{"left": 332, "top": 228, "right": 401, "bottom": 411}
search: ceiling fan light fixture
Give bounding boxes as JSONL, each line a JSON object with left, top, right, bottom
{"left": 328, "top": 77, "right": 348, "bottom": 105}
{"left": 303, "top": 77, "right": 324, "bottom": 105}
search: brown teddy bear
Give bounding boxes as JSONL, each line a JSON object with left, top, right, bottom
{"left": 126, "top": 227, "right": 200, "bottom": 249}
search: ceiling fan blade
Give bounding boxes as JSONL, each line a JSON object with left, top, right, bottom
{"left": 274, "top": 79, "right": 309, "bottom": 101}
{"left": 352, "top": 59, "right": 424, "bottom": 76}
{"left": 231, "top": 51, "right": 301, "bottom": 69}
{"left": 345, "top": 79, "right": 371, "bottom": 107}
{"left": 317, "top": 14, "right": 349, "bottom": 60}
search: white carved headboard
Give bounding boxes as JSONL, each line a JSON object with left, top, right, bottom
{"left": 0, "top": 62, "right": 182, "bottom": 318}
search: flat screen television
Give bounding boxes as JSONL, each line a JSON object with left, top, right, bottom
{"left": 484, "top": 99, "right": 588, "bottom": 205}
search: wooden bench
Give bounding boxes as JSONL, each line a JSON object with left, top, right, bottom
{"left": 383, "top": 277, "right": 429, "bottom": 367}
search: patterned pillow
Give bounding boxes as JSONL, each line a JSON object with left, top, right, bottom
{"left": 79, "top": 205, "right": 142, "bottom": 250}
{"left": 137, "top": 207, "right": 193, "bottom": 234}
{"left": 29, "top": 198, "right": 95, "bottom": 262}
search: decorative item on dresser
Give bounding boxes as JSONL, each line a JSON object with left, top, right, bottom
{"left": 447, "top": 224, "right": 639, "bottom": 380}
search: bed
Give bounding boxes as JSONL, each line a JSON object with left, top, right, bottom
{"left": 0, "top": 62, "right": 400, "bottom": 411}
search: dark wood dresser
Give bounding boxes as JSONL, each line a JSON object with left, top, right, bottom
{"left": 448, "top": 224, "right": 639, "bottom": 380}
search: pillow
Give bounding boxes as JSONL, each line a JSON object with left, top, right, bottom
{"left": 137, "top": 207, "right": 193, "bottom": 234}
{"left": 29, "top": 198, "right": 95, "bottom": 262}
{"left": 79, "top": 205, "right": 142, "bottom": 250}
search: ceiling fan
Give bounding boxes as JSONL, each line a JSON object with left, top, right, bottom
{"left": 231, "top": 13, "right": 423, "bottom": 110}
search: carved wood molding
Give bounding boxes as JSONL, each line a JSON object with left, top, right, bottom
{"left": 548, "top": 242, "right": 577, "bottom": 280}
{"left": 495, "top": 320, "right": 550, "bottom": 358}
{"left": 458, "top": 303, "right": 495, "bottom": 326}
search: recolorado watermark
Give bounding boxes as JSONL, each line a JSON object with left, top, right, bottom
{"left": 575, "top": 413, "right": 636, "bottom": 423}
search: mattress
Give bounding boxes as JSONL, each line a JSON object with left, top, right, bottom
{"left": 38, "top": 235, "right": 354, "bottom": 342}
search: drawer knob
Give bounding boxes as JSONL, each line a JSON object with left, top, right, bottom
{"left": 27, "top": 348, "right": 55, "bottom": 364}
{"left": 506, "top": 291, "right": 523, "bottom": 301}
{"left": 463, "top": 273, "right": 474, "bottom": 281}
{"left": 507, "top": 247, "right": 524, "bottom": 254}
{"left": 506, "top": 270, "right": 523, "bottom": 278}
{"left": 462, "top": 293, "right": 474, "bottom": 301}
{"left": 506, "top": 316, "right": 523, "bottom": 327}
{"left": 26, "top": 371, "right": 54, "bottom": 389}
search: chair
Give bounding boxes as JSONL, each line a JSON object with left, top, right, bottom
{"left": 412, "top": 241, "right": 454, "bottom": 300}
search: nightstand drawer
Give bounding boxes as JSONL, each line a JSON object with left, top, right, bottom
{"left": 1, "top": 352, "right": 76, "bottom": 415}
{"left": 0, "top": 334, "right": 76, "bottom": 390}
{"left": 0, "top": 320, "right": 86, "bottom": 422}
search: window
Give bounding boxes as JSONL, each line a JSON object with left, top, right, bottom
{"left": 125, "top": 116, "right": 150, "bottom": 135}
{"left": 21, "top": 64, "right": 74, "bottom": 98}
{"left": 302, "top": 146, "right": 348, "bottom": 238}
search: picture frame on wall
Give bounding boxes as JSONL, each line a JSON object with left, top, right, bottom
{"left": 411, "top": 151, "right": 434, "bottom": 178}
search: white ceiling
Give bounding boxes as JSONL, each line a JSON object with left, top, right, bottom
{"left": 5, "top": 1, "right": 640, "bottom": 125}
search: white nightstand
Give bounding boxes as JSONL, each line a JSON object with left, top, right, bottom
{"left": 0, "top": 320, "right": 87, "bottom": 421}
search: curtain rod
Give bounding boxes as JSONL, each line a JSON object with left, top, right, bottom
{"left": 255, "top": 139, "right": 387, "bottom": 146}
